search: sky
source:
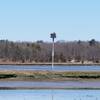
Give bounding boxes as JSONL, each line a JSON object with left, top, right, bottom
{"left": 0, "top": 0, "right": 100, "bottom": 42}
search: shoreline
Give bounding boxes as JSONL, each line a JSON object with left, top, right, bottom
{"left": 0, "top": 87, "right": 100, "bottom": 90}
{"left": 0, "top": 62, "right": 100, "bottom": 66}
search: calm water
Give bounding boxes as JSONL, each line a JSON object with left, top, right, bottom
{"left": 0, "top": 81, "right": 100, "bottom": 89}
{"left": 0, "top": 90, "right": 100, "bottom": 100}
{"left": 0, "top": 65, "right": 100, "bottom": 71}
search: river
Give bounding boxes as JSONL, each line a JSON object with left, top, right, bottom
{"left": 0, "top": 90, "right": 100, "bottom": 100}
{"left": 0, "top": 65, "right": 100, "bottom": 71}
{"left": 0, "top": 81, "right": 100, "bottom": 89}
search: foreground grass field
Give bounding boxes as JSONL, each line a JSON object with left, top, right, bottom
{"left": 0, "top": 71, "right": 100, "bottom": 81}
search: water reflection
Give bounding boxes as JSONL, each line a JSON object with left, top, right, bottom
{"left": 0, "top": 90, "right": 100, "bottom": 100}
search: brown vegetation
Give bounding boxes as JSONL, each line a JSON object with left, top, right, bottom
{"left": 0, "top": 70, "right": 100, "bottom": 81}
{"left": 0, "top": 39, "right": 100, "bottom": 64}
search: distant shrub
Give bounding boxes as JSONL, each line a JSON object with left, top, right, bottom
{"left": 0, "top": 74, "right": 17, "bottom": 79}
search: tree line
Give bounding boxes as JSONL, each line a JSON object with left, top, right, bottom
{"left": 0, "top": 39, "right": 100, "bottom": 63}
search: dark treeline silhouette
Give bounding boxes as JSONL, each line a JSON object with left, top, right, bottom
{"left": 0, "top": 39, "right": 100, "bottom": 63}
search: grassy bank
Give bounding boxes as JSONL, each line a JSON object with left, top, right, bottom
{"left": 0, "top": 71, "right": 100, "bottom": 81}
{"left": 0, "top": 61, "right": 100, "bottom": 66}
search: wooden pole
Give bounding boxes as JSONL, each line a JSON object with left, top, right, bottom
{"left": 52, "top": 39, "right": 54, "bottom": 70}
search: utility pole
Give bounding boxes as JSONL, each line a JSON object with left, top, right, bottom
{"left": 50, "top": 32, "right": 56, "bottom": 70}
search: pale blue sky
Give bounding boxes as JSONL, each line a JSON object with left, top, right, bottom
{"left": 0, "top": 0, "right": 100, "bottom": 41}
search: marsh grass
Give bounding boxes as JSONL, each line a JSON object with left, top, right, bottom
{"left": 0, "top": 71, "right": 100, "bottom": 80}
